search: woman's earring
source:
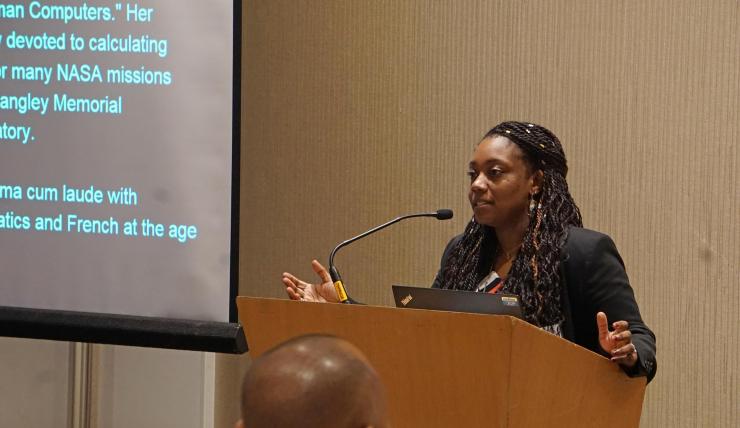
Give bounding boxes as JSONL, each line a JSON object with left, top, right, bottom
{"left": 529, "top": 194, "right": 537, "bottom": 213}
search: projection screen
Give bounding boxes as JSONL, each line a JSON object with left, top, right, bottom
{"left": 0, "top": 0, "right": 244, "bottom": 352}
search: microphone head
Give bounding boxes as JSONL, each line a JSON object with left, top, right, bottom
{"left": 435, "top": 209, "right": 454, "bottom": 220}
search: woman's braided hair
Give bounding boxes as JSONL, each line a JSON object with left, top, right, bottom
{"left": 438, "top": 121, "right": 583, "bottom": 327}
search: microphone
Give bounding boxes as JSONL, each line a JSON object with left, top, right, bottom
{"left": 329, "top": 209, "right": 454, "bottom": 304}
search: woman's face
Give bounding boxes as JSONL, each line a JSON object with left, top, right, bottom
{"left": 468, "top": 136, "right": 541, "bottom": 228}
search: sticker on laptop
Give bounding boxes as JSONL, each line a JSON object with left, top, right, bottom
{"left": 501, "top": 296, "right": 519, "bottom": 306}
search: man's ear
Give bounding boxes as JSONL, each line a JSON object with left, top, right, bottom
{"left": 530, "top": 170, "right": 544, "bottom": 195}
{"left": 235, "top": 419, "right": 245, "bottom": 428}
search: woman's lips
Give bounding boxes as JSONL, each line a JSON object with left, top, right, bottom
{"left": 472, "top": 201, "right": 493, "bottom": 212}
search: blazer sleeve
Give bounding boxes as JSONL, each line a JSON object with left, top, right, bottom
{"left": 576, "top": 232, "right": 657, "bottom": 383}
{"left": 431, "top": 235, "right": 463, "bottom": 289}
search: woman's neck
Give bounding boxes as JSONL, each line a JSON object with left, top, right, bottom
{"left": 494, "top": 214, "right": 529, "bottom": 256}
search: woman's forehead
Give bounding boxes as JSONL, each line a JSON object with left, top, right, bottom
{"left": 470, "top": 136, "right": 526, "bottom": 165}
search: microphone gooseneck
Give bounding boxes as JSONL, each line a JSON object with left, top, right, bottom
{"left": 328, "top": 209, "right": 453, "bottom": 304}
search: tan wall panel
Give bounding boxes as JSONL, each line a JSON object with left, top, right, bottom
{"left": 220, "top": 1, "right": 740, "bottom": 427}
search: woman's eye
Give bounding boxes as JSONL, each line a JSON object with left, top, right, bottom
{"left": 487, "top": 169, "right": 502, "bottom": 178}
{"left": 467, "top": 171, "right": 478, "bottom": 181}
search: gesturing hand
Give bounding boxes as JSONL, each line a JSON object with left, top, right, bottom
{"left": 282, "top": 260, "right": 340, "bottom": 303}
{"left": 596, "top": 311, "right": 638, "bottom": 368}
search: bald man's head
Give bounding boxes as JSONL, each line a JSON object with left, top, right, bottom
{"left": 237, "top": 335, "right": 388, "bottom": 428}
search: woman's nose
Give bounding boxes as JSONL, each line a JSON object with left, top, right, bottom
{"left": 470, "top": 173, "right": 487, "bottom": 192}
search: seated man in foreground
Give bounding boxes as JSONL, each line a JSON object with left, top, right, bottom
{"left": 236, "top": 334, "right": 389, "bottom": 428}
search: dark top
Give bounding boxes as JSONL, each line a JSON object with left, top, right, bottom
{"left": 431, "top": 227, "right": 657, "bottom": 383}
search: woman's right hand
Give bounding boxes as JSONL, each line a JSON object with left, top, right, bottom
{"left": 282, "top": 259, "right": 340, "bottom": 303}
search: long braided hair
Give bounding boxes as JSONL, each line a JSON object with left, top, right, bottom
{"left": 438, "top": 121, "right": 583, "bottom": 327}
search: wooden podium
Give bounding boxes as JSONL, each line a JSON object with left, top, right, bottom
{"left": 237, "top": 297, "right": 645, "bottom": 428}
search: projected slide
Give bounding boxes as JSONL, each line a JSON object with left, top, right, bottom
{"left": 0, "top": 1, "right": 235, "bottom": 322}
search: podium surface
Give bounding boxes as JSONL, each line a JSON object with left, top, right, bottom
{"left": 237, "top": 296, "right": 645, "bottom": 428}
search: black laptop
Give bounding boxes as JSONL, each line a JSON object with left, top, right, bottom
{"left": 392, "top": 285, "right": 523, "bottom": 318}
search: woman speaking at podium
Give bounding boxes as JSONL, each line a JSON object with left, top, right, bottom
{"left": 282, "top": 121, "right": 657, "bottom": 382}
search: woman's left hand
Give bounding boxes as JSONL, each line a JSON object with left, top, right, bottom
{"left": 596, "top": 311, "right": 638, "bottom": 368}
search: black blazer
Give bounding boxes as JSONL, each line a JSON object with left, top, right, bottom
{"left": 432, "top": 227, "right": 657, "bottom": 383}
